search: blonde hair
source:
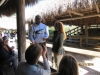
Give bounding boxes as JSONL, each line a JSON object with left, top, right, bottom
{"left": 54, "top": 22, "right": 66, "bottom": 40}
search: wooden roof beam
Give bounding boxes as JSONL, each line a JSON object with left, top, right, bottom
{"left": 68, "top": 11, "right": 84, "bottom": 16}
{"left": 0, "top": 0, "right": 9, "bottom": 7}
{"left": 45, "top": 18, "right": 56, "bottom": 21}
{"left": 0, "top": 0, "right": 6, "bottom": 6}
{"left": 96, "top": 4, "right": 100, "bottom": 13}
{"left": 68, "top": 12, "right": 72, "bottom": 17}
{"left": 57, "top": 14, "right": 100, "bottom": 22}
{"left": 60, "top": 15, "right": 71, "bottom": 17}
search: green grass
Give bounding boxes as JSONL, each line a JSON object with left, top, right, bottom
{"left": 48, "top": 25, "right": 77, "bottom": 36}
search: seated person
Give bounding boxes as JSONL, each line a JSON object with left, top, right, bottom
{"left": 0, "top": 36, "right": 18, "bottom": 71}
{"left": 0, "top": 31, "right": 2, "bottom": 39}
{"left": 0, "top": 38, "right": 3, "bottom": 46}
{"left": 51, "top": 54, "right": 79, "bottom": 75}
{"left": 15, "top": 43, "right": 51, "bottom": 75}
{"left": 0, "top": 38, "right": 3, "bottom": 45}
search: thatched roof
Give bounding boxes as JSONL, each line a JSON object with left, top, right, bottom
{"left": 0, "top": 27, "right": 7, "bottom": 30}
{"left": 0, "top": 0, "right": 38, "bottom": 16}
{"left": 25, "top": 0, "right": 100, "bottom": 26}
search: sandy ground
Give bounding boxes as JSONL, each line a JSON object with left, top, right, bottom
{"left": 46, "top": 47, "right": 100, "bottom": 75}
{"left": 9, "top": 38, "right": 100, "bottom": 75}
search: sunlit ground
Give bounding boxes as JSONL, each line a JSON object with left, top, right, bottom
{"left": 9, "top": 38, "right": 100, "bottom": 75}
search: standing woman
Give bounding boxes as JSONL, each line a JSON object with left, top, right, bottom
{"left": 52, "top": 22, "right": 66, "bottom": 68}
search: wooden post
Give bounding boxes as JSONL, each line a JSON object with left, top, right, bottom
{"left": 85, "top": 24, "right": 88, "bottom": 46}
{"left": 81, "top": 25, "right": 83, "bottom": 34}
{"left": 16, "top": 0, "right": 26, "bottom": 61}
{"left": 80, "top": 37, "right": 82, "bottom": 48}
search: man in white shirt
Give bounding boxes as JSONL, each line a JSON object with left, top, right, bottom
{"left": 29, "top": 15, "right": 49, "bottom": 45}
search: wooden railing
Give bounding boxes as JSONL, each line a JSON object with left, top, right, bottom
{"left": 88, "top": 25, "right": 100, "bottom": 29}
{"left": 65, "top": 25, "right": 100, "bottom": 47}
{"left": 66, "top": 26, "right": 81, "bottom": 36}
{"left": 67, "top": 36, "right": 100, "bottom": 47}
{"left": 66, "top": 25, "right": 100, "bottom": 36}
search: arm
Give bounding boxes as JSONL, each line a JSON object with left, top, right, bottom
{"left": 7, "top": 45, "right": 15, "bottom": 56}
{"left": 43, "top": 57, "right": 50, "bottom": 70}
{"left": 58, "top": 33, "right": 64, "bottom": 52}
{"left": 40, "top": 45, "right": 51, "bottom": 75}
{"left": 44, "top": 25, "right": 49, "bottom": 39}
{"left": 42, "top": 58, "right": 51, "bottom": 75}
{"left": 29, "top": 25, "right": 35, "bottom": 42}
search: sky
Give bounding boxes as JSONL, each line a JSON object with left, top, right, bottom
{"left": 0, "top": 16, "right": 28, "bottom": 30}
{"left": 0, "top": 16, "right": 17, "bottom": 29}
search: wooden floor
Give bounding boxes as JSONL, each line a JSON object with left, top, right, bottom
{"left": 8, "top": 38, "right": 100, "bottom": 75}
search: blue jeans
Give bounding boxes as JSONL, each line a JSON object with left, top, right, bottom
{"left": 7, "top": 56, "right": 18, "bottom": 71}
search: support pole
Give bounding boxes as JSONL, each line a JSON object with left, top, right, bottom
{"left": 81, "top": 25, "right": 83, "bottom": 34}
{"left": 16, "top": 0, "right": 26, "bottom": 61}
{"left": 85, "top": 24, "right": 88, "bottom": 46}
{"left": 80, "top": 37, "right": 82, "bottom": 48}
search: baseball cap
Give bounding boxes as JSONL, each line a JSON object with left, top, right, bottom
{"left": 35, "top": 15, "right": 42, "bottom": 20}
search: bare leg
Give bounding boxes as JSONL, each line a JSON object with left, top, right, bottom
{"left": 54, "top": 53, "right": 63, "bottom": 69}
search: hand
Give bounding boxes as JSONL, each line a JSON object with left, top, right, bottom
{"left": 14, "top": 55, "right": 18, "bottom": 58}
{"left": 43, "top": 38, "right": 46, "bottom": 41}
{"left": 42, "top": 45, "right": 47, "bottom": 58}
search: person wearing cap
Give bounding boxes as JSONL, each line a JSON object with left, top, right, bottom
{"left": 29, "top": 15, "right": 49, "bottom": 46}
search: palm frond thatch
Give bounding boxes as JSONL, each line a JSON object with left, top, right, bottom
{"left": 25, "top": 0, "right": 98, "bottom": 21}
{"left": 0, "top": 0, "right": 38, "bottom": 17}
